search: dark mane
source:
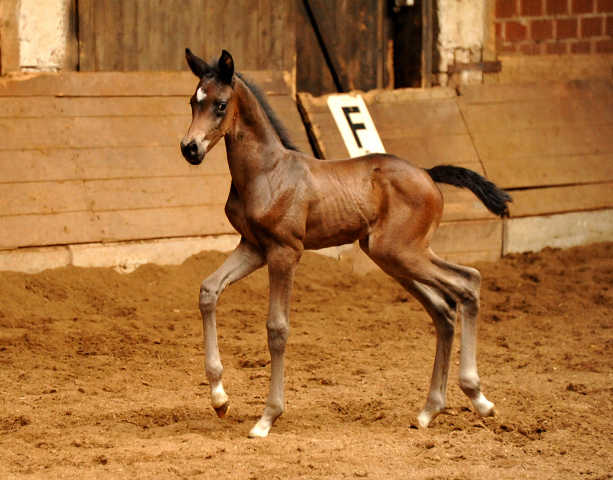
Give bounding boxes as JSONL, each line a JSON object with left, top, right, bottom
{"left": 205, "top": 59, "right": 300, "bottom": 152}
{"left": 236, "top": 72, "right": 300, "bottom": 152}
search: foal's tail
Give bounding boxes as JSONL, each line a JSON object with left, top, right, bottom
{"left": 426, "top": 165, "right": 512, "bottom": 217}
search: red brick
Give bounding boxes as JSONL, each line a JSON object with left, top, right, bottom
{"left": 606, "top": 15, "right": 613, "bottom": 35}
{"left": 597, "top": 0, "right": 613, "bottom": 12}
{"left": 547, "top": 41, "right": 570, "bottom": 52}
{"left": 595, "top": 38, "right": 613, "bottom": 49}
{"left": 547, "top": 0, "right": 569, "bottom": 14}
{"left": 522, "top": 0, "right": 544, "bottom": 15}
{"left": 581, "top": 16, "right": 604, "bottom": 36}
{"left": 532, "top": 19, "right": 554, "bottom": 39}
{"left": 557, "top": 17, "right": 579, "bottom": 37}
{"left": 505, "top": 20, "right": 529, "bottom": 40}
{"left": 572, "top": 0, "right": 594, "bottom": 13}
{"left": 519, "top": 42, "right": 546, "bottom": 54}
{"left": 571, "top": 40, "right": 593, "bottom": 51}
{"left": 497, "top": 0, "right": 517, "bottom": 18}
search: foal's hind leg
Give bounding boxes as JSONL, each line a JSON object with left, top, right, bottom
{"left": 199, "top": 239, "right": 265, "bottom": 417}
{"left": 362, "top": 240, "right": 495, "bottom": 425}
{"left": 393, "top": 277, "right": 458, "bottom": 427}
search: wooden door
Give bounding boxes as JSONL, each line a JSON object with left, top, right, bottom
{"left": 78, "top": 0, "right": 296, "bottom": 72}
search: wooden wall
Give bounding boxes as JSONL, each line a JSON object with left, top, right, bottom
{"left": 78, "top": 0, "right": 296, "bottom": 73}
{"left": 296, "top": 0, "right": 392, "bottom": 96}
{"left": 298, "top": 88, "right": 504, "bottom": 264}
{"left": 0, "top": 71, "right": 311, "bottom": 251}
{"left": 298, "top": 79, "right": 613, "bottom": 263}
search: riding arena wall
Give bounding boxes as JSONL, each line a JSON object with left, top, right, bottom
{"left": 0, "top": 56, "right": 612, "bottom": 273}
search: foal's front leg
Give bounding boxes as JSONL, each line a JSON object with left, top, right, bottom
{"left": 199, "top": 239, "right": 265, "bottom": 417}
{"left": 248, "top": 246, "right": 301, "bottom": 438}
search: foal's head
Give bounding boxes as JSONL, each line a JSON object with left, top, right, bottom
{"left": 180, "top": 49, "right": 236, "bottom": 165}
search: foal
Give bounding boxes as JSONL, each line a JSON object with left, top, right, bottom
{"left": 180, "top": 49, "right": 511, "bottom": 438}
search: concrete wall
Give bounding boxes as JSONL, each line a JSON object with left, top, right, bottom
{"left": 18, "top": 0, "right": 69, "bottom": 71}
{"left": 437, "top": 0, "right": 488, "bottom": 85}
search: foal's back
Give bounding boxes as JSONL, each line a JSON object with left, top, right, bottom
{"left": 301, "top": 153, "right": 443, "bottom": 250}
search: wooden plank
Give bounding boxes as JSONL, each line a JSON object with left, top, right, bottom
{"left": 0, "top": 181, "right": 88, "bottom": 216}
{"left": 0, "top": 71, "right": 292, "bottom": 97}
{"left": 438, "top": 186, "right": 498, "bottom": 222}
{"left": 458, "top": 97, "right": 613, "bottom": 132}
{"left": 85, "top": 175, "right": 230, "bottom": 212}
{"left": 0, "top": 116, "right": 190, "bottom": 151}
{"left": 0, "top": 211, "right": 100, "bottom": 250}
{"left": 0, "top": 175, "right": 231, "bottom": 216}
{"left": 484, "top": 154, "right": 613, "bottom": 189}
{"left": 472, "top": 125, "right": 613, "bottom": 161}
{"left": 509, "top": 183, "right": 613, "bottom": 218}
{"left": 503, "top": 209, "right": 613, "bottom": 254}
{"left": 431, "top": 219, "right": 503, "bottom": 257}
{"left": 97, "top": 205, "right": 235, "bottom": 242}
{"left": 0, "top": 145, "right": 230, "bottom": 184}
{"left": 0, "top": 0, "right": 21, "bottom": 74}
{"left": 459, "top": 79, "right": 613, "bottom": 104}
{"left": 0, "top": 96, "right": 191, "bottom": 118}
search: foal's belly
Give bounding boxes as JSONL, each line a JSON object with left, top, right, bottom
{"left": 302, "top": 180, "right": 376, "bottom": 250}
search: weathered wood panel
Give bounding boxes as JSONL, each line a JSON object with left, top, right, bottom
{"left": 77, "top": 0, "right": 296, "bottom": 73}
{"left": 0, "top": 71, "right": 292, "bottom": 97}
{"left": 0, "top": 71, "right": 312, "bottom": 250}
{"left": 296, "top": 0, "right": 391, "bottom": 95}
{"left": 508, "top": 183, "right": 613, "bottom": 218}
{"left": 458, "top": 80, "right": 613, "bottom": 190}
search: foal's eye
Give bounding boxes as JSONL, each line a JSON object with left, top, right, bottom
{"left": 217, "top": 103, "right": 228, "bottom": 113}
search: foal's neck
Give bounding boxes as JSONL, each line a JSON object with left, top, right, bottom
{"left": 224, "top": 78, "right": 286, "bottom": 189}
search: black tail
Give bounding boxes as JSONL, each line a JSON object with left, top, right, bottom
{"left": 426, "top": 165, "right": 512, "bottom": 218}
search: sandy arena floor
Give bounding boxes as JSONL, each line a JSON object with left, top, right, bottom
{"left": 0, "top": 242, "right": 611, "bottom": 479}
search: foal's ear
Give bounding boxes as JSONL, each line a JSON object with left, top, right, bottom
{"left": 185, "top": 48, "right": 208, "bottom": 78}
{"left": 218, "top": 50, "right": 234, "bottom": 84}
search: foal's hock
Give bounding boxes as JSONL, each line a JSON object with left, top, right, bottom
{"left": 180, "top": 48, "right": 511, "bottom": 438}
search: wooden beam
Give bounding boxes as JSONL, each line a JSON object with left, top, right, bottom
{"left": 421, "top": 0, "right": 433, "bottom": 88}
{"left": 0, "top": 0, "right": 20, "bottom": 74}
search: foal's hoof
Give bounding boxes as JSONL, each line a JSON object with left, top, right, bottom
{"left": 214, "top": 401, "right": 230, "bottom": 418}
{"left": 472, "top": 394, "right": 496, "bottom": 419}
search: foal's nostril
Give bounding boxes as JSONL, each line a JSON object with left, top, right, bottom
{"left": 181, "top": 141, "right": 199, "bottom": 159}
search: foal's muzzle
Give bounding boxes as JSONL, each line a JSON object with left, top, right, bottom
{"left": 180, "top": 141, "right": 205, "bottom": 165}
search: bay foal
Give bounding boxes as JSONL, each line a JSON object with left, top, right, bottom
{"left": 180, "top": 49, "right": 511, "bottom": 438}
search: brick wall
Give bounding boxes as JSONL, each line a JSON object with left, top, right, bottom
{"left": 496, "top": 0, "right": 613, "bottom": 54}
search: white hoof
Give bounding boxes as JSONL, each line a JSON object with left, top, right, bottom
{"left": 247, "top": 421, "right": 271, "bottom": 438}
{"left": 417, "top": 406, "right": 443, "bottom": 428}
{"left": 472, "top": 393, "right": 496, "bottom": 418}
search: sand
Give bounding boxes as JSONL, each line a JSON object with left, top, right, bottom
{"left": 0, "top": 242, "right": 611, "bottom": 479}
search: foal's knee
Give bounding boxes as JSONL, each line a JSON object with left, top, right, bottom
{"left": 458, "top": 268, "right": 481, "bottom": 315}
{"left": 199, "top": 281, "right": 219, "bottom": 314}
{"left": 266, "top": 318, "right": 290, "bottom": 352}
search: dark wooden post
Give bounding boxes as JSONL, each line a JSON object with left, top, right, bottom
{"left": 421, "top": 0, "right": 433, "bottom": 88}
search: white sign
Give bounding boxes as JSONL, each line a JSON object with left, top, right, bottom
{"left": 326, "top": 94, "right": 386, "bottom": 158}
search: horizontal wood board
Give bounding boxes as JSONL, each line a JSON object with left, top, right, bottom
{"left": 0, "top": 72, "right": 312, "bottom": 250}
